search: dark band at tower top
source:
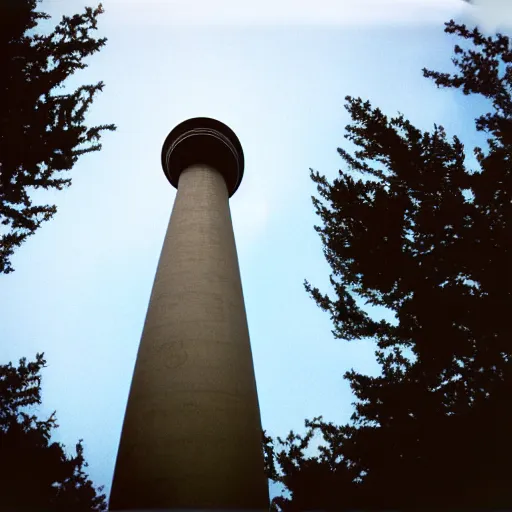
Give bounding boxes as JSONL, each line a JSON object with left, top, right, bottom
{"left": 161, "top": 117, "right": 245, "bottom": 197}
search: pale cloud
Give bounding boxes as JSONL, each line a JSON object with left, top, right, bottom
{"left": 103, "top": 0, "right": 462, "bottom": 26}
{"left": 231, "top": 194, "right": 271, "bottom": 250}
{"left": 464, "top": 0, "right": 512, "bottom": 32}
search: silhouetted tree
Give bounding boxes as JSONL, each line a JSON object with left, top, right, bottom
{"left": 265, "top": 20, "right": 512, "bottom": 511}
{"left": 0, "top": 0, "right": 115, "bottom": 274}
{"left": 0, "top": 353, "right": 107, "bottom": 511}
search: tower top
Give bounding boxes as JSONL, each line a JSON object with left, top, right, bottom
{"left": 161, "top": 117, "right": 245, "bottom": 197}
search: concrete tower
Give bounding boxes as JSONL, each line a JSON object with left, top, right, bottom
{"left": 109, "top": 118, "right": 269, "bottom": 512}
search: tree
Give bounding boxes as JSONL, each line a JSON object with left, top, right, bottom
{"left": 0, "top": 353, "right": 107, "bottom": 511}
{"left": 0, "top": 0, "right": 115, "bottom": 274}
{"left": 265, "top": 20, "right": 512, "bottom": 510}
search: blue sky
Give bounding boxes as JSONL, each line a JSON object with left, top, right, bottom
{"left": 1, "top": 0, "right": 509, "bottom": 503}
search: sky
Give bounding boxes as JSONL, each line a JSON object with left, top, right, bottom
{"left": 1, "top": 0, "right": 510, "bottom": 504}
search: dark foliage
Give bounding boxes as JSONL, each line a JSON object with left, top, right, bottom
{"left": 264, "top": 20, "right": 512, "bottom": 511}
{"left": 0, "top": 0, "right": 115, "bottom": 274}
{"left": 0, "top": 353, "right": 107, "bottom": 511}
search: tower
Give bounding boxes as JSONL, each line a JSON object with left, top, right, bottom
{"left": 109, "top": 118, "right": 269, "bottom": 511}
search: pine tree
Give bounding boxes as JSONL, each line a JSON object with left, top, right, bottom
{"left": 0, "top": 0, "right": 115, "bottom": 274}
{"left": 0, "top": 353, "right": 107, "bottom": 511}
{"left": 265, "top": 20, "right": 512, "bottom": 510}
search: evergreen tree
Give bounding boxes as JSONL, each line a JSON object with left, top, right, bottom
{"left": 0, "top": 353, "right": 107, "bottom": 511}
{"left": 265, "top": 20, "right": 512, "bottom": 510}
{"left": 0, "top": 0, "right": 115, "bottom": 274}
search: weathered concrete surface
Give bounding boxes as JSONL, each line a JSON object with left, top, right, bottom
{"left": 109, "top": 165, "right": 269, "bottom": 510}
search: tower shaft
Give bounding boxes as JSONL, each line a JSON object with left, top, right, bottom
{"left": 109, "top": 164, "right": 269, "bottom": 510}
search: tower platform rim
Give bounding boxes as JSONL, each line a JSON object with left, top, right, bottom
{"left": 161, "top": 117, "right": 245, "bottom": 197}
